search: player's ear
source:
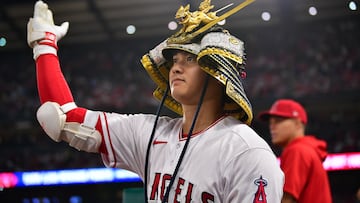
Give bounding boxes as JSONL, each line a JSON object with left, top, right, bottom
{"left": 294, "top": 118, "right": 305, "bottom": 130}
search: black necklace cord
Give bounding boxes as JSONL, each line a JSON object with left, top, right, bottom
{"left": 144, "top": 85, "right": 170, "bottom": 202}
{"left": 161, "top": 75, "right": 210, "bottom": 203}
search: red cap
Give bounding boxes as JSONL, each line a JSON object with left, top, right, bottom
{"left": 258, "top": 99, "right": 307, "bottom": 124}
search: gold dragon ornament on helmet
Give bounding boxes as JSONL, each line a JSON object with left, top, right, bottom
{"left": 141, "top": 0, "right": 255, "bottom": 125}
{"left": 175, "top": 0, "right": 218, "bottom": 34}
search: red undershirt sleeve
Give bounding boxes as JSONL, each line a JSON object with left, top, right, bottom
{"left": 35, "top": 53, "right": 107, "bottom": 154}
{"left": 36, "top": 54, "right": 74, "bottom": 105}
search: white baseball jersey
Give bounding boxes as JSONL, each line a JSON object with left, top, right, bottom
{"left": 34, "top": 51, "right": 283, "bottom": 202}
{"left": 95, "top": 112, "right": 284, "bottom": 202}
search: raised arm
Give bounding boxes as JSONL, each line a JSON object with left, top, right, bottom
{"left": 27, "top": 0, "right": 72, "bottom": 104}
{"left": 27, "top": 1, "right": 104, "bottom": 153}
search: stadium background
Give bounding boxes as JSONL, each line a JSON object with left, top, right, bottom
{"left": 0, "top": 0, "right": 359, "bottom": 202}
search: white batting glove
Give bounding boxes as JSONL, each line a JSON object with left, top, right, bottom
{"left": 27, "top": 0, "right": 69, "bottom": 59}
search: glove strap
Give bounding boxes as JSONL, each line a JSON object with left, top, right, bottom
{"left": 39, "top": 32, "right": 58, "bottom": 50}
{"left": 33, "top": 44, "right": 57, "bottom": 60}
{"left": 33, "top": 32, "right": 58, "bottom": 60}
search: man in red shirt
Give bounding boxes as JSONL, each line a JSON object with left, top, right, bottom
{"left": 259, "top": 99, "right": 332, "bottom": 203}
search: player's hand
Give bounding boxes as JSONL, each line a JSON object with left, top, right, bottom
{"left": 27, "top": 1, "right": 69, "bottom": 59}
{"left": 148, "top": 39, "right": 168, "bottom": 66}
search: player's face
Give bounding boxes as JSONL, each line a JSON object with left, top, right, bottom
{"left": 268, "top": 116, "right": 298, "bottom": 147}
{"left": 169, "top": 51, "right": 209, "bottom": 105}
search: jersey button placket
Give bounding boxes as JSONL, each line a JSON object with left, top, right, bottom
{"left": 170, "top": 143, "right": 182, "bottom": 166}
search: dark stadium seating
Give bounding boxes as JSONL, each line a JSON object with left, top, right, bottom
{"left": 1, "top": 19, "right": 359, "bottom": 171}
{"left": 0, "top": 18, "right": 359, "bottom": 203}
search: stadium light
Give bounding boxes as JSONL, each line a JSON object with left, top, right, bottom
{"left": 308, "top": 6, "right": 318, "bottom": 16}
{"left": 261, "top": 11, "right": 271, "bottom": 21}
{"left": 126, "top": 25, "right": 136, "bottom": 35}
{"left": 0, "top": 37, "right": 6, "bottom": 47}
{"left": 168, "top": 21, "right": 178, "bottom": 31}
{"left": 348, "top": 1, "right": 358, "bottom": 11}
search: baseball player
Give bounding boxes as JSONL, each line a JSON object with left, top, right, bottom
{"left": 27, "top": 0, "right": 284, "bottom": 202}
{"left": 259, "top": 99, "right": 332, "bottom": 203}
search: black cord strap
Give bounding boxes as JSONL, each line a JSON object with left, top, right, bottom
{"left": 144, "top": 85, "right": 170, "bottom": 202}
{"left": 161, "top": 75, "right": 210, "bottom": 203}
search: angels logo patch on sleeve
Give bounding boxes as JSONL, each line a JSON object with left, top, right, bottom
{"left": 253, "top": 176, "right": 268, "bottom": 203}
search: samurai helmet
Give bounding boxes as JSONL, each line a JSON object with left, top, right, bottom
{"left": 141, "top": 0, "right": 254, "bottom": 125}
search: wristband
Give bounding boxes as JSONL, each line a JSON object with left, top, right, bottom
{"left": 38, "top": 32, "right": 58, "bottom": 50}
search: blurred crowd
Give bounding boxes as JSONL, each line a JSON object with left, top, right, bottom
{"left": 0, "top": 19, "right": 359, "bottom": 172}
